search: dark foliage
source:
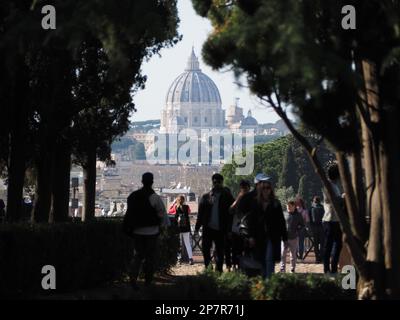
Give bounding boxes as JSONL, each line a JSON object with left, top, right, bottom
{"left": 0, "top": 219, "right": 178, "bottom": 298}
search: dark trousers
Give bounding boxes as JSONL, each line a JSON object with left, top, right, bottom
{"left": 323, "top": 222, "right": 343, "bottom": 273}
{"left": 231, "top": 233, "right": 244, "bottom": 267}
{"left": 224, "top": 234, "right": 233, "bottom": 268}
{"left": 298, "top": 228, "right": 305, "bottom": 259}
{"left": 130, "top": 234, "right": 159, "bottom": 284}
{"left": 224, "top": 233, "right": 243, "bottom": 268}
{"left": 311, "top": 224, "right": 325, "bottom": 262}
{"left": 202, "top": 227, "right": 225, "bottom": 272}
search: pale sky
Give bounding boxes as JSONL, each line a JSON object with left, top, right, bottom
{"left": 131, "top": 0, "right": 280, "bottom": 124}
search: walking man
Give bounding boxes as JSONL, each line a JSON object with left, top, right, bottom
{"left": 123, "top": 172, "right": 170, "bottom": 289}
{"left": 0, "top": 199, "right": 5, "bottom": 223}
{"left": 322, "top": 164, "right": 343, "bottom": 274}
{"left": 195, "top": 173, "right": 234, "bottom": 272}
{"left": 280, "top": 200, "right": 304, "bottom": 273}
{"left": 310, "top": 196, "right": 325, "bottom": 263}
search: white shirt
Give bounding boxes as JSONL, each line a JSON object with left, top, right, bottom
{"left": 133, "top": 193, "right": 170, "bottom": 236}
{"left": 322, "top": 183, "right": 341, "bottom": 222}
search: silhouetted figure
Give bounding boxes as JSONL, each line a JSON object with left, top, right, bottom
{"left": 168, "top": 195, "right": 193, "bottom": 265}
{"left": 239, "top": 173, "right": 288, "bottom": 279}
{"left": 0, "top": 199, "right": 5, "bottom": 223}
{"left": 310, "top": 196, "right": 325, "bottom": 263}
{"left": 322, "top": 164, "right": 343, "bottom": 274}
{"left": 295, "top": 197, "right": 310, "bottom": 260}
{"left": 195, "top": 173, "right": 234, "bottom": 272}
{"left": 123, "top": 172, "right": 169, "bottom": 290}
{"left": 228, "top": 179, "right": 251, "bottom": 271}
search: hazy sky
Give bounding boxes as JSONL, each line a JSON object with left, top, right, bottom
{"left": 131, "top": 0, "right": 280, "bottom": 124}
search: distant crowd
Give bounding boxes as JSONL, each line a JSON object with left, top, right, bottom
{"left": 123, "top": 165, "right": 344, "bottom": 290}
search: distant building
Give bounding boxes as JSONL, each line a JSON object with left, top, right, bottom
{"left": 239, "top": 110, "right": 259, "bottom": 131}
{"left": 226, "top": 100, "right": 244, "bottom": 128}
{"left": 130, "top": 132, "right": 155, "bottom": 150}
{"left": 115, "top": 48, "right": 288, "bottom": 160}
{"left": 160, "top": 48, "right": 226, "bottom": 133}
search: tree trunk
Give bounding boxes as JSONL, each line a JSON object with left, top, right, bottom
{"left": 49, "top": 139, "right": 71, "bottom": 223}
{"left": 6, "top": 129, "right": 26, "bottom": 222}
{"left": 82, "top": 147, "right": 97, "bottom": 222}
{"left": 336, "top": 152, "right": 368, "bottom": 244}
{"left": 270, "top": 103, "right": 367, "bottom": 276}
{"left": 6, "top": 62, "right": 29, "bottom": 222}
{"left": 356, "top": 59, "right": 400, "bottom": 299}
{"left": 380, "top": 92, "right": 400, "bottom": 299}
{"left": 32, "top": 148, "right": 55, "bottom": 223}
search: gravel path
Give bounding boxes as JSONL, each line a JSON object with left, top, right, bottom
{"left": 173, "top": 252, "right": 324, "bottom": 276}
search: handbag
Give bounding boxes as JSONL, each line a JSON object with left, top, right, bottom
{"left": 239, "top": 252, "right": 262, "bottom": 276}
{"left": 177, "top": 205, "right": 190, "bottom": 229}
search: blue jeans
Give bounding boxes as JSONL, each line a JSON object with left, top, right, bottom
{"left": 261, "top": 240, "right": 275, "bottom": 279}
{"left": 323, "top": 222, "right": 342, "bottom": 273}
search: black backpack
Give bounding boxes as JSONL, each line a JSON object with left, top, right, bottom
{"left": 123, "top": 188, "right": 160, "bottom": 237}
{"left": 311, "top": 204, "right": 325, "bottom": 225}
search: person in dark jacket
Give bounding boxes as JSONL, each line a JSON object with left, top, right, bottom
{"left": 322, "top": 164, "right": 343, "bottom": 274}
{"left": 239, "top": 173, "right": 288, "bottom": 279}
{"left": 296, "top": 197, "right": 310, "bottom": 260}
{"left": 168, "top": 195, "right": 193, "bottom": 265}
{"left": 0, "top": 199, "right": 5, "bottom": 223}
{"left": 280, "top": 200, "right": 304, "bottom": 273}
{"left": 123, "top": 172, "right": 169, "bottom": 290}
{"left": 229, "top": 179, "right": 251, "bottom": 271}
{"left": 195, "top": 173, "right": 235, "bottom": 272}
{"left": 310, "top": 196, "right": 325, "bottom": 263}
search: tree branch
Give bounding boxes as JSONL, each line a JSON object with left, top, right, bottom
{"left": 259, "top": 96, "right": 368, "bottom": 277}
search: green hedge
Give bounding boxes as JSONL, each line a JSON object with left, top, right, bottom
{"left": 251, "top": 273, "right": 356, "bottom": 300}
{"left": 168, "top": 271, "right": 356, "bottom": 300}
{"left": 155, "top": 268, "right": 253, "bottom": 300}
{"left": 0, "top": 220, "right": 179, "bottom": 298}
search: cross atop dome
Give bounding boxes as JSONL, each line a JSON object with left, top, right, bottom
{"left": 185, "top": 47, "right": 201, "bottom": 71}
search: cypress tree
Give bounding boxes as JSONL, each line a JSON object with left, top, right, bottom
{"left": 278, "top": 146, "right": 298, "bottom": 192}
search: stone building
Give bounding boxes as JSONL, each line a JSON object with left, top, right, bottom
{"left": 160, "top": 48, "right": 225, "bottom": 133}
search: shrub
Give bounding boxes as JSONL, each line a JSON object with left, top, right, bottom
{"left": 251, "top": 273, "right": 356, "bottom": 300}
{"left": 161, "top": 270, "right": 354, "bottom": 301}
{"left": 167, "top": 269, "right": 252, "bottom": 300}
{"left": 0, "top": 219, "right": 179, "bottom": 298}
{"left": 214, "top": 270, "right": 252, "bottom": 299}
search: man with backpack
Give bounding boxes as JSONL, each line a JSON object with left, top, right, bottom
{"left": 310, "top": 196, "right": 325, "bottom": 263}
{"left": 123, "top": 172, "right": 170, "bottom": 290}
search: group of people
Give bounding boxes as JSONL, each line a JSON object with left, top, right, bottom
{"left": 194, "top": 168, "right": 344, "bottom": 278}
{"left": 122, "top": 166, "right": 344, "bottom": 290}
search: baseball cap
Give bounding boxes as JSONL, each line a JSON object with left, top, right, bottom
{"left": 254, "top": 173, "right": 271, "bottom": 184}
